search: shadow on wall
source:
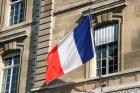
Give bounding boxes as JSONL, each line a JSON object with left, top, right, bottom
{"left": 40, "top": 79, "right": 90, "bottom": 93}
{"left": 124, "top": 29, "right": 140, "bottom": 69}
{"left": 132, "top": 29, "right": 140, "bottom": 50}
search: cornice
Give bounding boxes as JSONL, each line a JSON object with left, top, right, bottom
{"left": 0, "top": 30, "right": 27, "bottom": 43}
{"left": 83, "top": 0, "right": 127, "bottom": 15}
{"left": 0, "top": 21, "right": 32, "bottom": 43}
{"left": 0, "top": 21, "right": 33, "bottom": 33}
{"left": 54, "top": 0, "right": 127, "bottom": 15}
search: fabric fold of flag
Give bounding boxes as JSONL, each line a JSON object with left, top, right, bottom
{"left": 46, "top": 16, "right": 96, "bottom": 84}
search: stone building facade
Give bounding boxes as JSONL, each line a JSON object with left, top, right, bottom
{"left": 0, "top": 0, "right": 140, "bottom": 93}
{"left": 31, "top": 0, "right": 140, "bottom": 93}
{"left": 0, "top": 0, "right": 34, "bottom": 93}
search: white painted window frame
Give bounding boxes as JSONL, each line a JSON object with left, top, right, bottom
{"left": 95, "top": 23, "right": 118, "bottom": 75}
{"left": 10, "top": 0, "right": 24, "bottom": 25}
{"left": 1, "top": 53, "right": 20, "bottom": 93}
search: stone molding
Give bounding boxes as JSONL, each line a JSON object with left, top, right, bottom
{"left": 31, "top": 67, "right": 140, "bottom": 92}
{"left": 83, "top": 0, "right": 127, "bottom": 16}
{"left": 54, "top": 0, "right": 127, "bottom": 15}
{"left": 0, "top": 31, "right": 27, "bottom": 43}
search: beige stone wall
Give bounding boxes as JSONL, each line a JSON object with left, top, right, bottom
{"left": 32, "top": 0, "right": 140, "bottom": 93}
{"left": 122, "top": 0, "right": 140, "bottom": 70}
{"left": 54, "top": 0, "right": 87, "bottom": 9}
{"left": 32, "top": 0, "right": 53, "bottom": 89}
{"left": 0, "top": 0, "right": 33, "bottom": 93}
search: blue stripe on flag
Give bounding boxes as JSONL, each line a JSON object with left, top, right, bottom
{"left": 73, "top": 16, "right": 94, "bottom": 64}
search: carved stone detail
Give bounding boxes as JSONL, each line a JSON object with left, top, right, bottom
{"left": 4, "top": 41, "right": 17, "bottom": 51}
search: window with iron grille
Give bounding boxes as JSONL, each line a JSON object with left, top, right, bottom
{"left": 1, "top": 53, "right": 20, "bottom": 93}
{"left": 10, "top": 0, "right": 25, "bottom": 25}
{"left": 95, "top": 23, "right": 118, "bottom": 75}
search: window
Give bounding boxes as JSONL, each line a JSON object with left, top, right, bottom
{"left": 1, "top": 53, "right": 20, "bottom": 93}
{"left": 10, "top": 0, "right": 25, "bottom": 25}
{"left": 95, "top": 23, "right": 118, "bottom": 75}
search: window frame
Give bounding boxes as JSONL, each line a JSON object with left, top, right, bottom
{"left": 9, "top": 0, "right": 25, "bottom": 26}
{"left": 1, "top": 53, "right": 20, "bottom": 93}
{"left": 95, "top": 22, "right": 119, "bottom": 76}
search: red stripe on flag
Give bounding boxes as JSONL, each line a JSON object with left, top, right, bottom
{"left": 46, "top": 46, "right": 64, "bottom": 84}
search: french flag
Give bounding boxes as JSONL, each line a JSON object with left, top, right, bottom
{"left": 46, "top": 16, "right": 96, "bottom": 84}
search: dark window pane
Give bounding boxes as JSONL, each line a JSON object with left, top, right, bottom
{"left": 20, "top": 8, "right": 24, "bottom": 13}
{"left": 97, "top": 51, "right": 101, "bottom": 59}
{"left": 19, "top": 14, "right": 24, "bottom": 20}
{"left": 114, "top": 65, "right": 118, "bottom": 72}
{"left": 11, "top": 0, "right": 18, "bottom": 2}
{"left": 102, "top": 60, "right": 106, "bottom": 67}
{"left": 109, "top": 60, "right": 113, "bottom": 66}
{"left": 102, "top": 68, "right": 106, "bottom": 75}
{"left": 114, "top": 48, "right": 118, "bottom": 55}
{"left": 13, "top": 67, "right": 18, "bottom": 75}
{"left": 15, "top": 4, "right": 19, "bottom": 10}
{"left": 12, "top": 75, "right": 17, "bottom": 82}
{"left": 109, "top": 66, "right": 113, "bottom": 73}
{"left": 5, "top": 91, "right": 8, "bottom": 93}
{"left": 19, "top": 19, "right": 23, "bottom": 23}
{"left": 20, "top": 2, "right": 24, "bottom": 8}
{"left": 10, "top": 1, "right": 25, "bottom": 25}
{"left": 7, "top": 69, "right": 11, "bottom": 75}
{"left": 15, "top": 10, "right": 18, "bottom": 15}
{"left": 102, "top": 50, "right": 106, "bottom": 58}
{"left": 7, "top": 76, "right": 10, "bottom": 83}
{"left": 11, "top": 5, "right": 14, "bottom": 10}
{"left": 6, "top": 83, "right": 9, "bottom": 90}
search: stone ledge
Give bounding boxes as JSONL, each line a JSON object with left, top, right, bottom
{"left": 1, "top": 20, "right": 32, "bottom": 34}
{"left": 54, "top": 0, "right": 127, "bottom": 15}
{"left": 83, "top": 0, "right": 127, "bottom": 15}
{"left": 92, "top": 82, "right": 140, "bottom": 93}
{"left": 0, "top": 31, "right": 27, "bottom": 43}
{"left": 31, "top": 67, "right": 140, "bottom": 92}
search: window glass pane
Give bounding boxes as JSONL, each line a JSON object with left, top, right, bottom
{"left": 102, "top": 60, "right": 106, "bottom": 67}
{"left": 11, "top": 0, "right": 18, "bottom": 2}
{"left": 109, "top": 66, "right": 113, "bottom": 73}
{"left": 13, "top": 67, "right": 18, "bottom": 75}
{"left": 15, "top": 4, "right": 19, "bottom": 10}
{"left": 102, "top": 68, "right": 106, "bottom": 75}
{"left": 6, "top": 84, "right": 9, "bottom": 90}
{"left": 6, "top": 76, "right": 10, "bottom": 83}
{"left": 4, "top": 57, "right": 12, "bottom": 66}
{"left": 15, "top": 9, "right": 18, "bottom": 15}
{"left": 10, "top": 1, "right": 25, "bottom": 25}
{"left": 1, "top": 53, "right": 20, "bottom": 93}
{"left": 96, "top": 23, "right": 118, "bottom": 75}
{"left": 5, "top": 91, "right": 8, "bottom": 93}
{"left": 20, "top": 2, "right": 24, "bottom": 8}
{"left": 114, "top": 65, "right": 118, "bottom": 72}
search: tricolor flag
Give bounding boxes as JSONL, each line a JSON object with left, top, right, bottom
{"left": 46, "top": 16, "right": 96, "bottom": 84}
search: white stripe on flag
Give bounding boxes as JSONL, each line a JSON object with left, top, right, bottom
{"left": 58, "top": 32, "right": 83, "bottom": 74}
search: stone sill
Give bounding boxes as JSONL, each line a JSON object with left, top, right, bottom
{"left": 1, "top": 20, "right": 33, "bottom": 33}
{"left": 31, "top": 67, "right": 140, "bottom": 92}
{"left": 0, "top": 20, "right": 33, "bottom": 43}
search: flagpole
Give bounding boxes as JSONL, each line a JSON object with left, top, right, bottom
{"left": 88, "top": 8, "right": 103, "bottom": 92}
